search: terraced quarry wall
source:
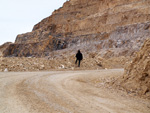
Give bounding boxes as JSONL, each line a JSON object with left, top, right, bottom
{"left": 2, "top": 0, "right": 150, "bottom": 57}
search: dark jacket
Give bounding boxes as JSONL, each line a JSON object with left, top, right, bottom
{"left": 76, "top": 50, "right": 83, "bottom": 60}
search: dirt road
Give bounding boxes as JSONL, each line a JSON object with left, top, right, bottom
{"left": 0, "top": 69, "right": 150, "bottom": 113}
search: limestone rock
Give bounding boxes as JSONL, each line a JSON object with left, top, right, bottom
{"left": 2, "top": 0, "right": 150, "bottom": 57}
{"left": 120, "top": 39, "right": 150, "bottom": 98}
{"left": 0, "top": 42, "right": 12, "bottom": 57}
{"left": 4, "top": 68, "right": 8, "bottom": 72}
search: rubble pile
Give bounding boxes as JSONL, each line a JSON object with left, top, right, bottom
{"left": 0, "top": 54, "right": 131, "bottom": 72}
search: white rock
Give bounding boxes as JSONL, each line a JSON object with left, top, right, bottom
{"left": 61, "top": 65, "right": 65, "bottom": 69}
{"left": 68, "top": 62, "right": 71, "bottom": 65}
{"left": 4, "top": 68, "right": 8, "bottom": 72}
{"left": 41, "top": 65, "right": 45, "bottom": 68}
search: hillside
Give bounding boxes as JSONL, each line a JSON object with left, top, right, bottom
{"left": 2, "top": 0, "right": 150, "bottom": 57}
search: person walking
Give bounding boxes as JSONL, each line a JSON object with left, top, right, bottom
{"left": 75, "top": 50, "right": 83, "bottom": 67}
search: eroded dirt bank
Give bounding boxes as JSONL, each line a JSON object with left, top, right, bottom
{"left": 0, "top": 69, "right": 150, "bottom": 113}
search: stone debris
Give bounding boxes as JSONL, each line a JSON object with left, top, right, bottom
{"left": 0, "top": 54, "right": 131, "bottom": 72}
{"left": 4, "top": 68, "right": 8, "bottom": 72}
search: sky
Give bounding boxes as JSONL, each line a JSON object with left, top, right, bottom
{"left": 0, "top": 0, "right": 67, "bottom": 45}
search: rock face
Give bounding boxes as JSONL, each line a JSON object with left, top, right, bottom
{"left": 0, "top": 42, "right": 12, "bottom": 57}
{"left": 121, "top": 39, "right": 150, "bottom": 98}
{"left": 3, "top": 0, "right": 150, "bottom": 57}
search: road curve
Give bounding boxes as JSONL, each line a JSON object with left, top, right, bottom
{"left": 0, "top": 69, "right": 150, "bottom": 113}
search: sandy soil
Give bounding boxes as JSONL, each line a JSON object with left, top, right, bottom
{"left": 0, "top": 69, "right": 150, "bottom": 113}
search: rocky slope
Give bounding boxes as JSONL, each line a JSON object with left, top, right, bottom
{"left": 2, "top": 0, "right": 150, "bottom": 57}
{"left": 121, "top": 39, "right": 150, "bottom": 98}
{"left": 109, "top": 39, "right": 150, "bottom": 99}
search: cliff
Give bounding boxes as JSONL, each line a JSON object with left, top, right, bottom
{"left": 3, "top": 0, "right": 150, "bottom": 57}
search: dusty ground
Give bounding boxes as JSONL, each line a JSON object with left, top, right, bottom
{"left": 0, "top": 69, "right": 150, "bottom": 113}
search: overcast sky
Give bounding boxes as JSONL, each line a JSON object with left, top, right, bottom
{"left": 0, "top": 0, "right": 67, "bottom": 45}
